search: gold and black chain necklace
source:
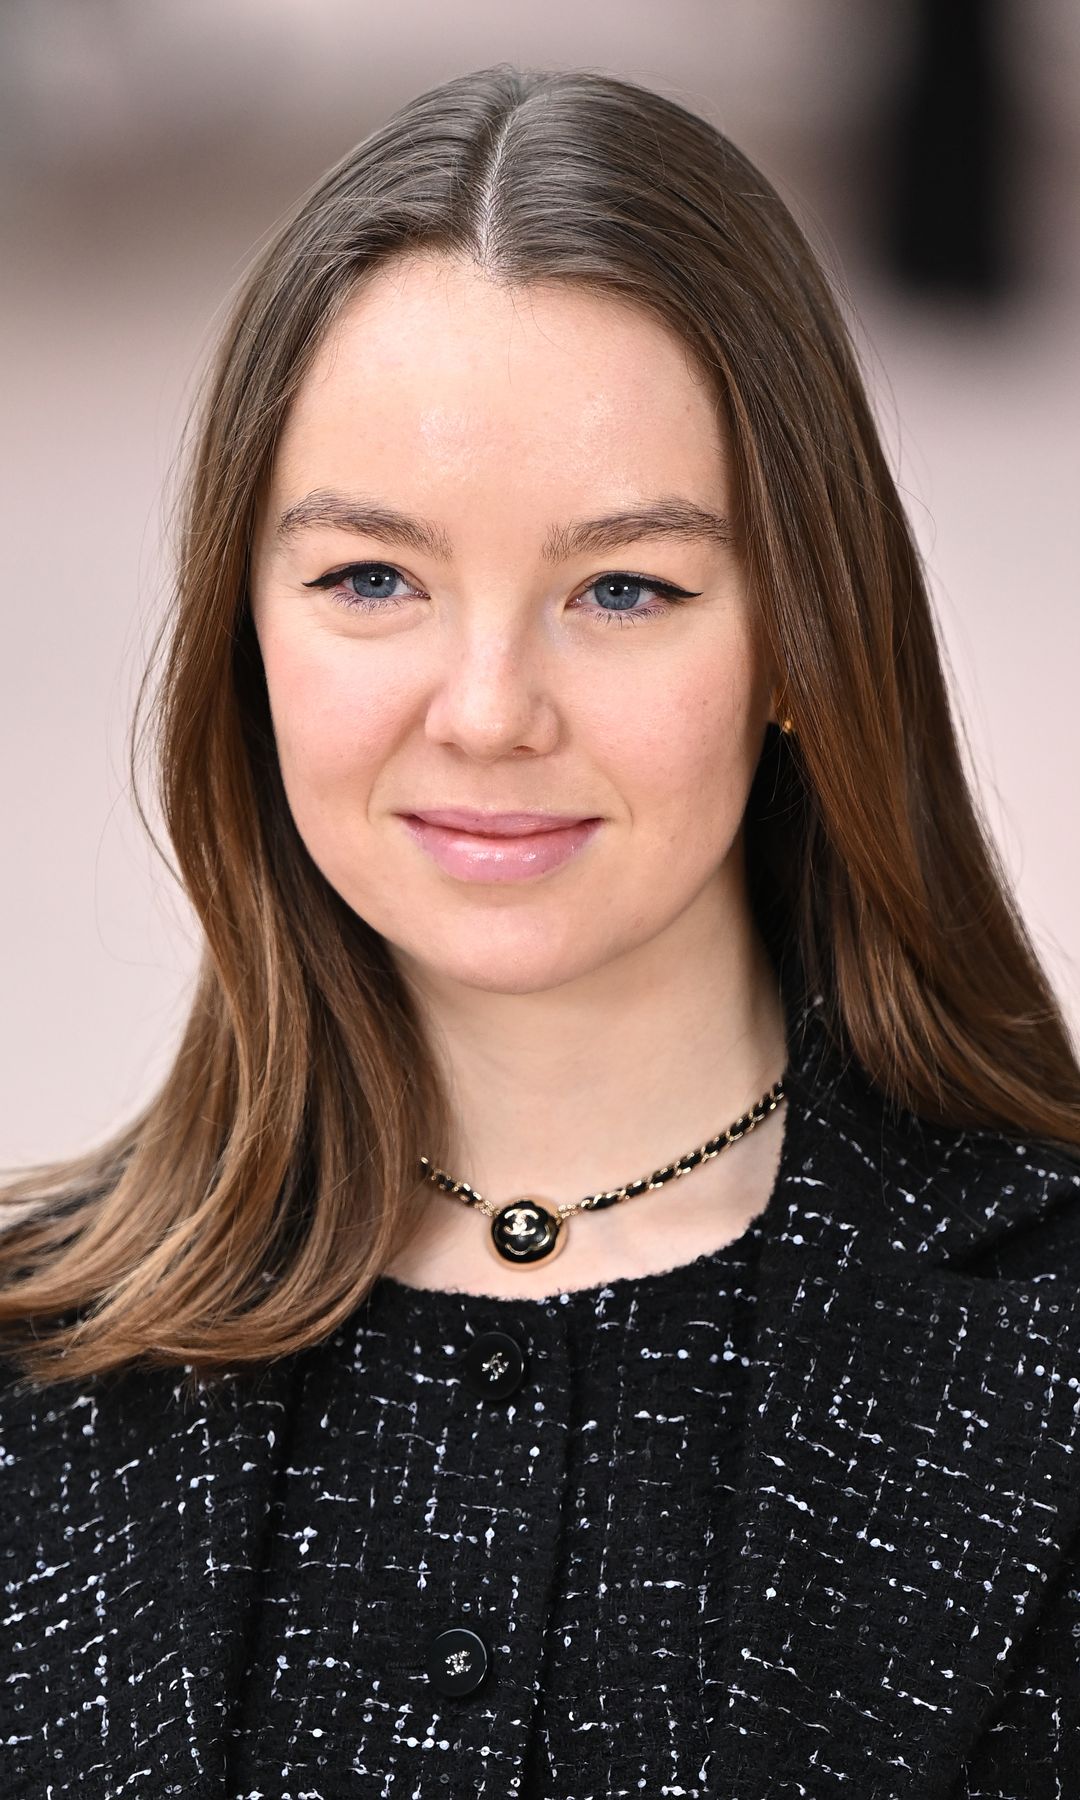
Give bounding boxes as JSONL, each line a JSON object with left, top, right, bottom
{"left": 418, "top": 1072, "right": 787, "bottom": 1267}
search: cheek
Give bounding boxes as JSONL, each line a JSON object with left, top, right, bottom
{"left": 260, "top": 630, "right": 407, "bottom": 798}
{"left": 601, "top": 653, "right": 762, "bottom": 847}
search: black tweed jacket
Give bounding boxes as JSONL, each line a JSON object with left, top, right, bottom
{"left": 2, "top": 992, "right": 1080, "bottom": 1799}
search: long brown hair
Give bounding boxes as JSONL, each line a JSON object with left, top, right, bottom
{"left": 3, "top": 64, "right": 1078, "bottom": 1393}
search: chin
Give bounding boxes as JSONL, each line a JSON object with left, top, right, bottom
{"left": 385, "top": 921, "right": 628, "bottom": 998}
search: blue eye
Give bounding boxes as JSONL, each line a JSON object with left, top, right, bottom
{"left": 302, "top": 561, "right": 701, "bottom": 625}
{"left": 340, "top": 565, "right": 409, "bottom": 605}
{"left": 584, "top": 573, "right": 687, "bottom": 625}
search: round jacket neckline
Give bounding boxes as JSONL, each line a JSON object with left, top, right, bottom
{"left": 372, "top": 1204, "right": 767, "bottom": 1321}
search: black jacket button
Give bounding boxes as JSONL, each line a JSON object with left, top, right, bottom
{"left": 459, "top": 1328, "right": 528, "bottom": 1400}
{"left": 426, "top": 1625, "right": 491, "bottom": 1696}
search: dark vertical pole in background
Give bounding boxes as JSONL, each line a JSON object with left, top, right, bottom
{"left": 881, "top": 0, "right": 1018, "bottom": 301}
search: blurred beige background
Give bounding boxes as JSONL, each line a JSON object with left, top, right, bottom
{"left": 2, "top": 0, "right": 1078, "bottom": 1166}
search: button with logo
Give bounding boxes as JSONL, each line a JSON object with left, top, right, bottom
{"left": 459, "top": 1328, "right": 528, "bottom": 1400}
{"left": 426, "top": 1624, "right": 491, "bottom": 1696}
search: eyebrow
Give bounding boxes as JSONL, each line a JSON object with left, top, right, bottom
{"left": 274, "top": 489, "right": 733, "bottom": 561}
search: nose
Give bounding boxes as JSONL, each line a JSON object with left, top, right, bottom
{"left": 422, "top": 630, "right": 558, "bottom": 760}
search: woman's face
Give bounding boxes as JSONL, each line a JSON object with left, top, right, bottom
{"left": 249, "top": 254, "right": 779, "bottom": 997}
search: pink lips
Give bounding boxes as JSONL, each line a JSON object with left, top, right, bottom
{"left": 399, "top": 809, "right": 602, "bottom": 883}
{"left": 408, "top": 808, "right": 592, "bottom": 835}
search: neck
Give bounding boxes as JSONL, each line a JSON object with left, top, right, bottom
{"left": 398, "top": 896, "right": 788, "bottom": 1206}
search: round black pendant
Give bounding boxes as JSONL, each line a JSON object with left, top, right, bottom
{"left": 489, "top": 1197, "right": 564, "bottom": 1265}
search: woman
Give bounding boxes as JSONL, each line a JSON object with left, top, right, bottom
{"left": 1, "top": 63, "right": 1079, "bottom": 1800}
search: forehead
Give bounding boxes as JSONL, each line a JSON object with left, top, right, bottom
{"left": 273, "top": 255, "right": 727, "bottom": 490}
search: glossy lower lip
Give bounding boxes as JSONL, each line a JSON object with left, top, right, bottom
{"left": 399, "top": 814, "right": 602, "bottom": 882}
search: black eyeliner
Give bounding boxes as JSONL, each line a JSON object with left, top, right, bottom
{"left": 302, "top": 561, "right": 702, "bottom": 598}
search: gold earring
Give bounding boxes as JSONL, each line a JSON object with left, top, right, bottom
{"left": 774, "top": 690, "right": 795, "bottom": 735}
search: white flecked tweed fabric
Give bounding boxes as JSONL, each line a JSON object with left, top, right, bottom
{"left": 2, "top": 983, "right": 1080, "bottom": 1798}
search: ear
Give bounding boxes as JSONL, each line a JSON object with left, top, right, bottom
{"left": 764, "top": 661, "right": 787, "bottom": 731}
{"left": 755, "top": 631, "right": 790, "bottom": 735}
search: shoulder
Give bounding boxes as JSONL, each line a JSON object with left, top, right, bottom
{"left": 903, "top": 1108, "right": 1080, "bottom": 1281}
{"left": 809, "top": 1037, "right": 1080, "bottom": 1277}
{"left": 956, "top": 1133, "right": 1080, "bottom": 1281}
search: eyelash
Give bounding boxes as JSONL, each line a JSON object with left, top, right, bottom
{"left": 301, "top": 561, "right": 701, "bottom": 627}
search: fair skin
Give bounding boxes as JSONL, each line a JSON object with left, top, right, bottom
{"left": 249, "top": 252, "right": 789, "bottom": 1300}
